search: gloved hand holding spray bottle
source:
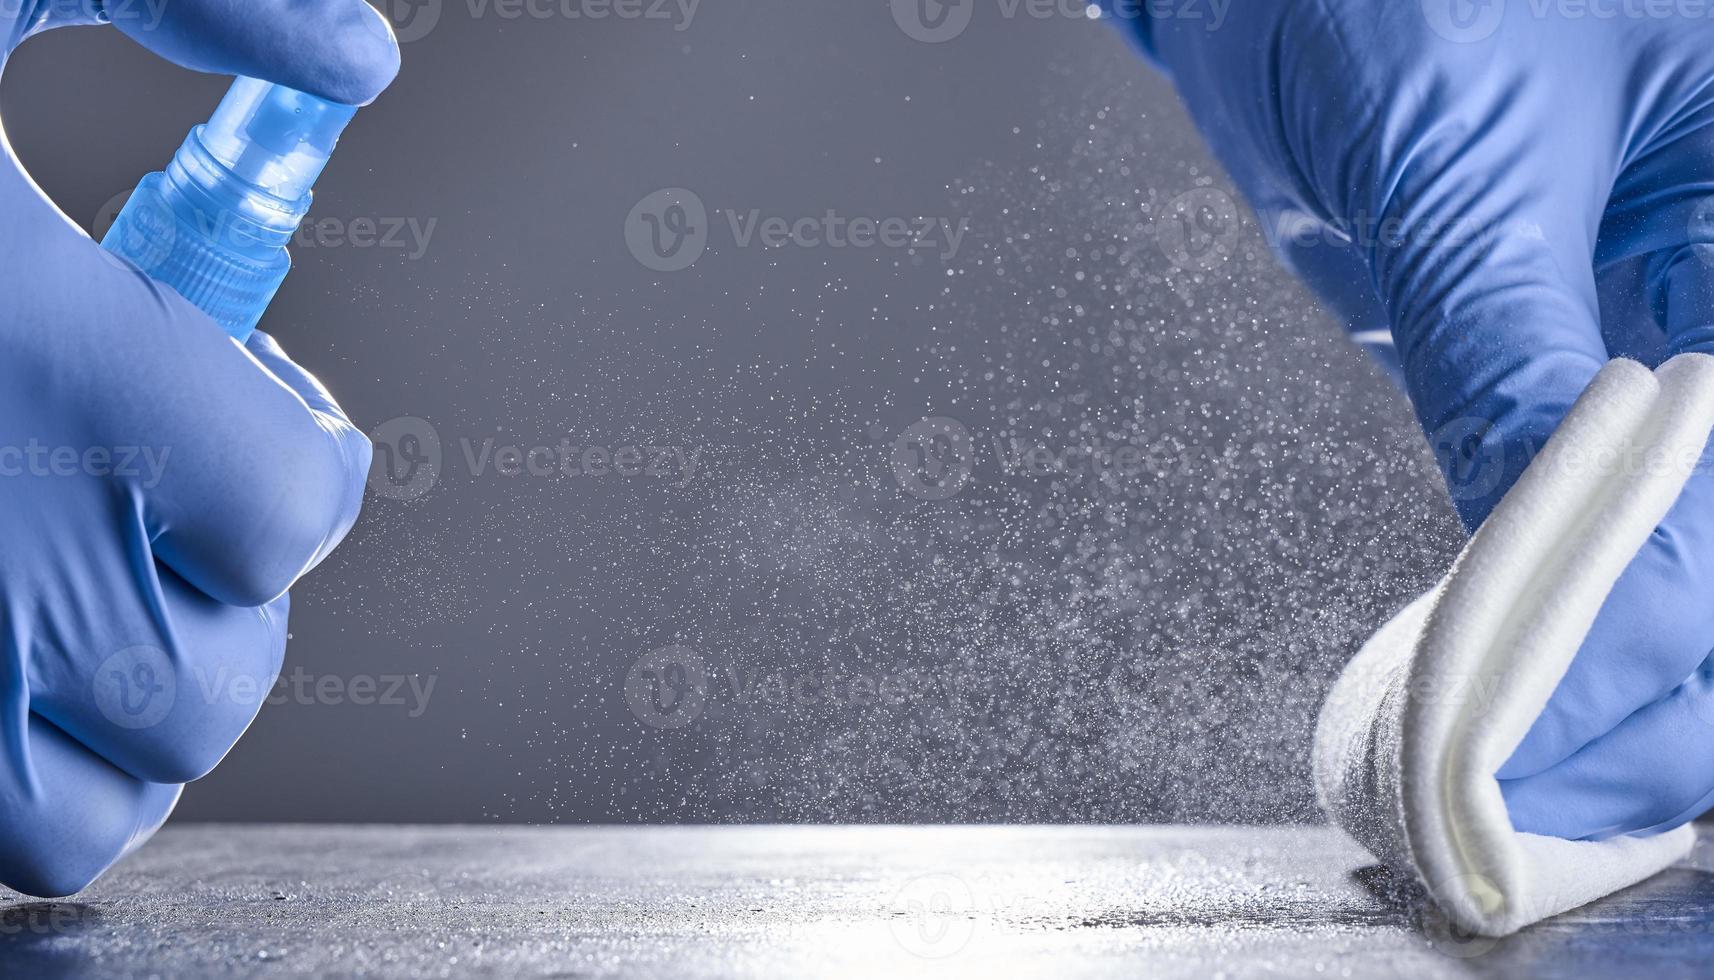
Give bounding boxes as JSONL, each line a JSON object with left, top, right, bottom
{"left": 0, "top": 0, "right": 396, "bottom": 896}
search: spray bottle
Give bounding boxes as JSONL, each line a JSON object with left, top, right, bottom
{"left": 101, "top": 77, "right": 359, "bottom": 342}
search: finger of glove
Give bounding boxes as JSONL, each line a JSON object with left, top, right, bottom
{"left": 243, "top": 330, "right": 371, "bottom": 575}
{"left": 1499, "top": 186, "right": 1714, "bottom": 779}
{"left": 1500, "top": 656, "right": 1714, "bottom": 841}
{"left": 1367, "top": 131, "right": 1612, "bottom": 531}
{"left": 24, "top": 555, "right": 290, "bottom": 787}
{"left": 0, "top": 713, "right": 183, "bottom": 898}
{"left": 110, "top": 0, "right": 399, "bottom": 106}
{"left": 136, "top": 312, "right": 368, "bottom": 609}
{"left": 4, "top": 198, "right": 370, "bottom": 608}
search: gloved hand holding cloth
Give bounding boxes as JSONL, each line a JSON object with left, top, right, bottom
{"left": 1103, "top": 0, "right": 1714, "bottom": 932}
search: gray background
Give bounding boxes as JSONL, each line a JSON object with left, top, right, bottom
{"left": 0, "top": 1, "right": 1460, "bottom": 823}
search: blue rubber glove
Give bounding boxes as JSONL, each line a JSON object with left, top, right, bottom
{"left": 0, "top": 1, "right": 396, "bottom": 895}
{"left": 1105, "top": 3, "right": 1714, "bottom": 840}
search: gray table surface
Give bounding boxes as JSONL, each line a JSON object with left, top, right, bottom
{"left": 3, "top": 824, "right": 1710, "bottom": 978}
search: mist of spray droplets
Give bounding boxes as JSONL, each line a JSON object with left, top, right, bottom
{"left": 597, "top": 89, "right": 1465, "bottom": 825}
{"left": 315, "top": 70, "right": 1466, "bottom": 826}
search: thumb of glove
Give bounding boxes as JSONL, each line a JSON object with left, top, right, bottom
{"left": 10, "top": 0, "right": 399, "bottom": 105}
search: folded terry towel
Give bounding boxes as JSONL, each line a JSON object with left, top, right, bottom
{"left": 1313, "top": 354, "right": 1714, "bottom": 937}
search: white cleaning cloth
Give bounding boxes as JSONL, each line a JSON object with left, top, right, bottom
{"left": 1313, "top": 353, "right": 1714, "bottom": 937}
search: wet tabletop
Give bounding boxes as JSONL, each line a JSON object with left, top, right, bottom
{"left": 2, "top": 825, "right": 1710, "bottom": 978}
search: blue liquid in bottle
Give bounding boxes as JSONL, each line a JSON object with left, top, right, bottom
{"left": 101, "top": 78, "right": 358, "bottom": 342}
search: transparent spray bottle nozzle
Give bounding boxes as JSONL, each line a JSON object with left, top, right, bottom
{"left": 100, "top": 77, "right": 362, "bottom": 342}
{"left": 198, "top": 77, "right": 357, "bottom": 202}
